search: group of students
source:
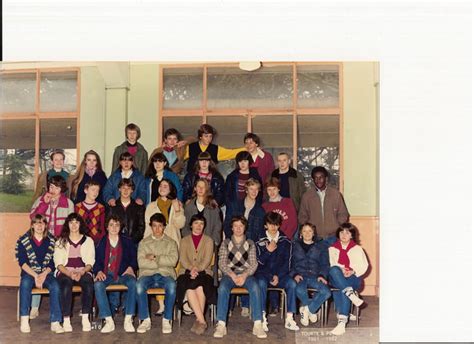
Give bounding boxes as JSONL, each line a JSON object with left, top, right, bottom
{"left": 16, "top": 123, "right": 369, "bottom": 338}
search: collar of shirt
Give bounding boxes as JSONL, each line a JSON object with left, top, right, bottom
{"left": 121, "top": 170, "right": 133, "bottom": 179}
{"left": 266, "top": 230, "right": 279, "bottom": 242}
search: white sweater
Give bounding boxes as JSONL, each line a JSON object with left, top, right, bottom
{"left": 53, "top": 235, "right": 95, "bottom": 275}
{"left": 329, "top": 244, "right": 369, "bottom": 277}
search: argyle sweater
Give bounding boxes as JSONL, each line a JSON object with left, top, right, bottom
{"left": 75, "top": 202, "right": 106, "bottom": 245}
{"left": 218, "top": 236, "right": 257, "bottom": 276}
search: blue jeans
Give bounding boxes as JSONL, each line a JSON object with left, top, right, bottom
{"left": 217, "top": 275, "right": 262, "bottom": 322}
{"left": 255, "top": 275, "right": 297, "bottom": 314}
{"left": 94, "top": 273, "right": 137, "bottom": 318}
{"left": 20, "top": 274, "right": 62, "bottom": 322}
{"left": 328, "top": 266, "right": 361, "bottom": 316}
{"left": 136, "top": 274, "right": 176, "bottom": 321}
{"left": 295, "top": 277, "right": 331, "bottom": 314}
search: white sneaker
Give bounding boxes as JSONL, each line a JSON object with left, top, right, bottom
{"left": 213, "top": 321, "right": 227, "bottom": 338}
{"left": 241, "top": 307, "right": 250, "bottom": 317}
{"left": 252, "top": 321, "right": 267, "bottom": 339}
{"left": 299, "top": 306, "right": 309, "bottom": 326}
{"left": 308, "top": 310, "right": 318, "bottom": 323}
{"left": 262, "top": 312, "right": 269, "bottom": 332}
{"left": 124, "top": 316, "right": 135, "bottom": 332}
{"left": 82, "top": 315, "right": 91, "bottom": 332}
{"left": 51, "top": 321, "right": 65, "bottom": 334}
{"left": 137, "top": 318, "right": 151, "bottom": 333}
{"left": 345, "top": 289, "right": 364, "bottom": 307}
{"left": 20, "top": 316, "right": 30, "bottom": 333}
{"left": 63, "top": 317, "right": 73, "bottom": 332}
{"left": 162, "top": 319, "right": 172, "bottom": 334}
{"left": 285, "top": 316, "right": 300, "bottom": 331}
{"left": 29, "top": 307, "right": 39, "bottom": 320}
{"left": 101, "top": 317, "right": 115, "bottom": 333}
{"left": 349, "top": 313, "right": 358, "bottom": 321}
{"left": 330, "top": 321, "right": 346, "bottom": 336}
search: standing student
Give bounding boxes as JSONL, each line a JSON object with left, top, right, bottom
{"left": 136, "top": 213, "right": 178, "bottom": 334}
{"left": 68, "top": 150, "right": 108, "bottom": 205}
{"left": 54, "top": 213, "right": 95, "bottom": 332}
{"left": 144, "top": 152, "right": 183, "bottom": 203}
{"left": 104, "top": 152, "right": 147, "bottom": 207}
{"left": 94, "top": 215, "right": 138, "bottom": 333}
{"left": 184, "top": 124, "right": 245, "bottom": 173}
{"left": 244, "top": 133, "right": 275, "bottom": 183}
{"left": 15, "top": 214, "right": 65, "bottom": 334}
{"left": 111, "top": 123, "right": 148, "bottom": 175}
{"left": 328, "top": 223, "right": 368, "bottom": 336}
{"left": 75, "top": 180, "right": 106, "bottom": 246}
{"left": 32, "top": 149, "right": 70, "bottom": 201}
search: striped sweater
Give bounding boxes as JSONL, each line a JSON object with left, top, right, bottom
{"left": 30, "top": 194, "right": 74, "bottom": 237}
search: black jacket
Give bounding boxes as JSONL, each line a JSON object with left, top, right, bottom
{"left": 107, "top": 199, "right": 145, "bottom": 245}
{"left": 182, "top": 171, "right": 225, "bottom": 207}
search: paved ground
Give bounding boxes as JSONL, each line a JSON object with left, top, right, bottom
{"left": 0, "top": 286, "right": 378, "bottom": 343}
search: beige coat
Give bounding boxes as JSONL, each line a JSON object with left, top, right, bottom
{"left": 178, "top": 234, "right": 214, "bottom": 276}
{"left": 137, "top": 234, "right": 179, "bottom": 279}
{"left": 144, "top": 201, "right": 186, "bottom": 247}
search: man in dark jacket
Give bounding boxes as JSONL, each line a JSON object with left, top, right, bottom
{"left": 111, "top": 123, "right": 148, "bottom": 175}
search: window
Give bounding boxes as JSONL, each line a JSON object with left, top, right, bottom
{"left": 0, "top": 69, "right": 79, "bottom": 212}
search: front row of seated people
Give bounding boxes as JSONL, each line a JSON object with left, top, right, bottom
{"left": 16, "top": 210, "right": 368, "bottom": 338}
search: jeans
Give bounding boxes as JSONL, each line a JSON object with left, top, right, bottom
{"left": 216, "top": 275, "right": 262, "bottom": 322}
{"left": 295, "top": 277, "right": 331, "bottom": 314}
{"left": 20, "top": 274, "right": 62, "bottom": 322}
{"left": 256, "top": 275, "right": 297, "bottom": 314}
{"left": 136, "top": 274, "right": 176, "bottom": 320}
{"left": 94, "top": 273, "right": 137, "bottom": 318}
{"left": 328, "top": 266, "right": 361, "bottom": 316}
{"left": 57, "top": 273, "right": 94, "bottom": 317}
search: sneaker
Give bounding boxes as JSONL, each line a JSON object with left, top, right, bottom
{"left": 82, "top": 315, "right": 92, "bottom": 332}
{"left": 262, "top": 312, "right": 269, "bottom": 332}
{"left": 137, "top": 319, "right": 151, "bottom": 333}
{"left": 63, "top": 317, "right": 73, "bottom": 332}
{"left": 123, "top": 316, "right": 135, "bottom": 333}
{"left": 20, "top": 316, "right": 30, "bottom": 333}
{"left": 51, "top": 321, "right": 65, "bottom": 334}
{"left": 349, "top": 313, "right": 358, "bottom": 321}
{"left": 101, "top": 318, "right": 115, "bottom": 333}
{"left": 162, "top": 319, "right": 172, "bottom": 334}
{"left": 346, "top": 291, "right": 364, "bottom": 307}
{"left": 252, "top": 322, "right": 267, "bottom": 339}
{"left": 182, "top": 301, "right": 194, "bottom": 315}
{"left": 29, "top": 307, "right": 39, "bottom": 320}
{"left": 240, "top": 307, "right": 250, "bottom": 317}
{"left": 285, "top": 316, "right": 300, "bottom": 331}
{"left": 308, "top": 310, "right": 318, "bottom": 323}
{"left": 213, "top": 321, "right": 227, "bottom": 338}
{"left": 330, "top": 321, "right": 346, "bottom": 336}
{"left": 268, "top": 307, "right": 279, "bottom": 317}
{"left": 299, "top": 306, "right": 309, "bottom": 326}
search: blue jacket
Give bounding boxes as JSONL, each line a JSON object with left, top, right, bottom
{"left": 223, "top": 198, "right": 266, "bottom": 242}
{"left": 93, "top": 233, "right": 138, "bottom": 276}
{"left": 71, "top": 170, "right": 108, "bottom": 205}
{"left": 145, "top": 170, "right": 183, "bottom": 204}
{"left": 224, "top": 167, "right": 262, "bottom": 207}
{"left": 103, "top": 168, "right": 147, "bottom": 204}
{"left": 255, "top": 231, "right": 292, "bottom": 281}
{"left": 290, "top": 238, "right": 329, "bottom": 279}
{"left": 182, "top": 172, "right": 225, "bottom": 206}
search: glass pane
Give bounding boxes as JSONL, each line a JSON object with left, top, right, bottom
{"left": 297, "top": 65, "right": 339, "bottom": 108}
{"left": 297, "top": 115, "right": 339, "bottom": 188}
{"left": 207, "top": 115, "right": 248, "bottom": 178}
{"left": 39, "top": 118, "right": 78, "bottom": 176}
{"left": 40, "top": 71, "right": 78, "bottom": 112}
{"left": 163, "top": 68, "right": 203, "bottom": 109}
{"left": 0, "top": 120, "right": 35, "bottom": 212}
{"left": 0, "top": 73, "right": 36, "bottom": 113}
{"left": 207, "top": 65, "right": 293, "bottom": 109}
{"left": 252, "top": 115, "right": 293, "bottom": 166}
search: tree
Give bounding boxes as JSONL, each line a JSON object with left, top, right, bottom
{"left": 0, "top": 154, "right": 31, "bottom": 194}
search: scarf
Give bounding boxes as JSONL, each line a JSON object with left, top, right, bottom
{"left": 85, "top": 167, "right": 97, "bottom": 177}
{"left": 157, "top": 198, "right": 172, "bottom": 224}
{"left": 163, "top": 145, "right": 174, "bottom": 152}
{"left": 103, "top": 236, "right": 123, "bottom": 281}
{"left": 15, "top": 231, "right": 55, "bottom": 273}
{"left": 332, "top": 239, "right": 356, "bottom": 269}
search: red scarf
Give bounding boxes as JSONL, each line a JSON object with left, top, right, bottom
{"left": 332, "top": 240, "right": 356, "bottom": 269}
{"left": 103, "top": 236, "right": 123, "bottom": 281}
{"left": 163, "top": 146, "right": 174, "bottom": 152}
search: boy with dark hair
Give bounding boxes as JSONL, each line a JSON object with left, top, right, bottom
{"left": 111, "top": 123, "right": 149, "bottom": 175}
{"left": 244, "top": 133, "right": 275, "bottom": 183}
{"left": 75, "top": 180, "right": 106, "bottom": 245}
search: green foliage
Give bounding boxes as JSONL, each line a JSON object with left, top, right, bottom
{"left": 0, "top": 155, "right": 31, "bottom": 194}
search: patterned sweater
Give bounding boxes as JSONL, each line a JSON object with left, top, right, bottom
{"left": 75, "top": 202, "right": 106, "bottom": 245}
{"left": 218, "top": 236, "right": 257, "bottom": 276}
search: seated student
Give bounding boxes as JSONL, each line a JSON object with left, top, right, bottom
{"left": 224, "top": 151, "right": 262, "bottom": 206}
{"left": 213, "top": 216, "right": 266, "bottom": 339}
{"left": 32, "top": 149, "right": 70, "bottom": 201}
{"left": 111, "top": 123, "right": 149, "bottom": 175}
{"left": 145, "top": 152, "right": 183, "bottom": 203}
{"left": 68, "top": 150, "right": 108, "bottom": 205}
{"left": 54, "top": 213, "right": 95, "bottom": 332}
{"left": 184, "top": 124, "right": 245, "bottom": 173}
{"left": 328, "top": 223, "right": 369, "bottom": 336}
{"left": 107, "top": 178, "right": 146, "bottom": 246}
{"left": 182, "top": 152, "right": 225, "bottom": 206}
{"left": 177, "top": 214, "right": 216, "bottom": 335}
{"left": 255, "top": 212, "right": 299, "bottom": 332}
{"left": 292, "top": 223, "right": 331, "bottom": 326}
{"left": 262, "top": 177, "right": 298, "bottom": 240}
{"left": 149, "top": 128, "right": 196, "bottom": 175}
{"left": 94, "top": 215, "right": 138, "bottom": 333}
{"left": 182, "top": 178, "right": 223, "bottom": 246}
{"left": 270, "top": 152, "right": 307, "bottom": 210}
{"left": 104, "top": 152, "right": 147, "bottom": 207}
{"left": 136, "top": 213, "right": 178, "bottom": 334}
{"left": 15, "top": 214, "right": 65, "bottom": 334}
{"left": 75, "top": 180, "right": 106, "bottom": 246}
{"left": 244, "top": 133, "right": 275, "bottom": 183}
{"left": 144, "top": 179, "right": 185, "bottom": 246}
